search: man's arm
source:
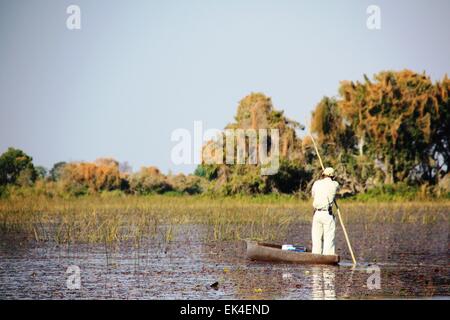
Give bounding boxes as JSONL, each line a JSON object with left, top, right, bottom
{"left": 334, "top": 180, "right": 339, "bottom": 192}
{"left": 331, "top": 180, "right": 339, "bottom": 203}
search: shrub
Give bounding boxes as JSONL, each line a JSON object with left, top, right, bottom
{"left": 167, "top": 174, "right": 203, "bottom": 195}
{"left": 60, "top": 158, "right": 122, "bottom": 195}
{"left": 129, "top": 166, "right": 172, "bottom": 195}
{"left": 353, "top": 183, "right": 421, "bottom": 201}
{"left": 267, "top": 160, "right": 313, "bottom": 194}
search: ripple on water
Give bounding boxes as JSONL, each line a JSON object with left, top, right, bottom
{"left": 0, "top": 222, "right": 448, "bottom": 299}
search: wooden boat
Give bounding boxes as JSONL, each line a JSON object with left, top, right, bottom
{"left": 245, "top": 240, "right": 339, "bottom": 265}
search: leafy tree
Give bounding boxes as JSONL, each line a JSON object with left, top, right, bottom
{"left": 310, "top": 70, "right": 450, "bottom": 191}
{"left": 202, "top": 93, "right": 309, "bottom": 195}
{"left": 60, "top": 158, "right": 121, "bottom": 194}
{"left": 49, "top": 161, "right": 67, "bottom": 181}
{"left": 0, "top": 147, "right": 37, "bottom": 186}
{"left": 35, "top": 166, "right": 48, "bottom": 180}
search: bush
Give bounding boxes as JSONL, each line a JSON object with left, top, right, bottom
{"left": 167, "top": 174, "right": 203, "bottom": 195}
{"left": 129, "top": 166, "right": 172, "bottom": 195}
{"left": 60, "top": 158, "right": 122, "bottom": 195}
{"left": 267, "top": 160, "right": 313, "bottom": 194}
{"left": 352, "top": 183, "right": 421, "bottom": 201}
{"left": 216, "top": 166, "right": 268, "bottom": 195}
{"left": 194, "top": 165, "right": 218, "bottom": 180}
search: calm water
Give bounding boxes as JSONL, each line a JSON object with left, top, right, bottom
{"left": 0, "top": 217, "right": 448, "bottom": 299}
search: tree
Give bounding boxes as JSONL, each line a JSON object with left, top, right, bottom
{"left": 35, "top": 166, "right": 48, "bottom": 180}
{"left": 201, "top": 92, "right": 310, "bottom": 195}
{"left": 50, "top": 162, "right": 67, "bottom": 181}
{"left": 310, "top": 70, "right": 450, "bottom": 191}
{"left": 0, "top": 147, "right": 37, "bottom": 186}
{"left": 60, "top": 158, "right": 122, "bottom": 195}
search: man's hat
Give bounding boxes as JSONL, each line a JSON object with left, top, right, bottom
{"left": 323, "top": 167, "right": 335, "bottom": 177}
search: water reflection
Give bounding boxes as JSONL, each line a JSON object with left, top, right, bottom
{"left": 1, "top": 218, "right": 448, "bottom": 299}
{"left": 311, "top": 266, "right": 336, "bottom": 300}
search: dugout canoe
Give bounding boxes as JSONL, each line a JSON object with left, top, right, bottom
{"left": 245, "top": 240, "right": 340, "bottom": 265}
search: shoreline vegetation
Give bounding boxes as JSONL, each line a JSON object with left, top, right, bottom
{"left": 0, "top": 69, "right": 449, "bottom": 244}
{"left": 1, "top": 70, "right": 449, "bottom": 201}
{"left": 1, "top": 194, "right": 449, "bottom": 245}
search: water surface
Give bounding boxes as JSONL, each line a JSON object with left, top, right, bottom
{"left": 0, "top": 217, "right": 448, "bottom": 299}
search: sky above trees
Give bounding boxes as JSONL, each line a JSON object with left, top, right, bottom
{"left": 1, "top": 0, "right": 449, "bottom": 174}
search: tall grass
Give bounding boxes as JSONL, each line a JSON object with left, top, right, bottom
{"left": 0, "top": 194, "right": 448, "bottom": 244}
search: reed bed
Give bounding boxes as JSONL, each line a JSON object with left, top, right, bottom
{"left": 0, "top": 194, "right": 448, "bottom": 244}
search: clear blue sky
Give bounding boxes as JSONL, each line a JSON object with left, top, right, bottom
{"left": 1, "top": 0, "right": 449, "bottom": 174}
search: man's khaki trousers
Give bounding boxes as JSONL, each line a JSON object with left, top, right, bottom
{"left": 312, "top": 210, "right": 336, "bottom": 255}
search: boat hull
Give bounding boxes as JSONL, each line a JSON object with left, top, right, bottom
{"left": 245, "top": 240, "right": 339, "bottom": 265}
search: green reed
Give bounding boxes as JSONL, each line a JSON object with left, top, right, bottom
{"left": 0, "top": 194, "right": 448, "bottom": 244}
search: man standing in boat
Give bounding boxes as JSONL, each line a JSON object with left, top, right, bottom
{"left": 311, "top": 167, "right": 339, "bottom": 255}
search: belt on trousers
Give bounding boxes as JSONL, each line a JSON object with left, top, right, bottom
{"left": 314, "top": 207, "right": 334, "bottom": 216}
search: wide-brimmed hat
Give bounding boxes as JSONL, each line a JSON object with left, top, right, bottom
{"left": 323, "top": 167, "right": 335, "bottom": 177}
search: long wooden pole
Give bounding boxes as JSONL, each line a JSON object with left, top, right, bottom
{"left": 310, "top": 134, "right": 357, "bottom": 265}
